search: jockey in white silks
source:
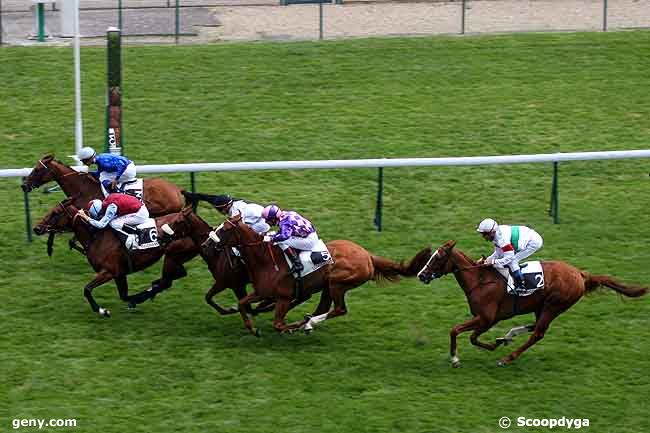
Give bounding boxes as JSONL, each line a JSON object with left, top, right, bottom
{"left": 77, "top": 147, "right": 137, "bottom": 197}
{"left": 476, "top": 218, "right": 544, "bottom": 291}
{"left": 207, "top": 194, "right": 270, "bottom": 235}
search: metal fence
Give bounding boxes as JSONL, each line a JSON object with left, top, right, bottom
{"left": 1, "top": 0, "right": 649, "bottom": 46}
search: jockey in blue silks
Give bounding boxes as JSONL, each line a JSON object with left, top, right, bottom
{"left": 77, "top": 147, "right": 137, "bottom": 197}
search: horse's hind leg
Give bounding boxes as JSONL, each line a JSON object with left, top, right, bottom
{"left": 302, "top": 287, "right": 347, "bottom": 333}
{"left": 84, "top": 270, "right": 114, "bottom": 317}
{"left": 497, "top": 307, "right": 561, "bottom": 366}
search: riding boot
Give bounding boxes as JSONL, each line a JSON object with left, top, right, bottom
{"left": 285, "top": 247, "right": 304, "bottom": 274}
{"left": 512, "top": 269, "right": 526, "bottom": 293}
{"left": 114, "top": 229, "right": 137, "bottom": 250}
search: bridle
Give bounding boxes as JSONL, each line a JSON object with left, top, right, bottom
{"left": 213, "top": 218, "right": 281, "bottom": 271}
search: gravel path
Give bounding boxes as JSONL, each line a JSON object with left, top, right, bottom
{"left": 1, "top": 0, "right": 649, "bottom": 45}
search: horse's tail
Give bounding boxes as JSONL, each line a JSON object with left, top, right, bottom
{"left": 371, "top": 247, "right": 432, "bottom": 284}
{"left": 583, "top": 273, "right": 649, "bottom": 298}
{"left": 181, "top": 190, "right": 217, "bottom": 206}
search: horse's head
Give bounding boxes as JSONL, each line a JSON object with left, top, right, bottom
{"left": 33, "top": 198, "right": 78, "bottom": 236}
{"left": 159, "top": 206, "right": 195, "bottom": 245}
{"left": 209, "top": 215, "right": 248, "bottom": 248}
{"left": 22, "top": 155, "right": 57, "bottom": 192}
{"left": 417, "top": 240, "right": 457, "bottom": 284}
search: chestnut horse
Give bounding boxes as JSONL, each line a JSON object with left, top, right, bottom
{"left": 21, "top": 155, "right": 184, "bottom": 216}
{"left": 33, "top": 199, "right": 199, "bottom": 317}
{"left": 212, "top": 215, "right": 432, "bottom": 336}
{"left": 417, "top": 240, "right": 649, "bottom": 367}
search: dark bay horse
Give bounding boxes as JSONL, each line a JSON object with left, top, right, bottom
{"left": 417, "top": 240, "right": 649, "bottom": 367}
{"left": 159, "top": 206, "right": 276, "bottom": 317}
{"left": 33, "top": 199, "right": 199, "bottom": 317}
{"left": 212, "top": 215, "right": 432, "bottom": 336}
{"left": 21, "top": 155, "right": 184, "bottom": 216}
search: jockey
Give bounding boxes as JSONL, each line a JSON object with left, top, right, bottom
{"left": 261, "top": 204, "right": 319, "bottom": 274}
{"left": 77, "top": 147, "right": 136, "bottom": 197}
{"left": 208, "top": 194, "right": 270, "bottom": 235}
{"left": 476, "top": 218, "right": 544, "bottom": 292}
{"left": 77, "top": 193, "right": 149, "bottom": 250}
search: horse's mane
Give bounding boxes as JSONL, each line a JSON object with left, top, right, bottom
{"left": 455, "top": 248, "right": 477, "bottom": 266}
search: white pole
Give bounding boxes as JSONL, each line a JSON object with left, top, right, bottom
{"left": 73, "top": 0, "right": 83, "bottom": 158}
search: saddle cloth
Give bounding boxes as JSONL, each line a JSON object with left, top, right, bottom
{"left": 131, "top": 218, "right": 159, "bottom": 250}
{"left": 504, "top": 261, "right": 545, "bottom": 296}
{"left": 120, "top": 178, "right": 144, "bottom": 202}
{"left": 282, "top": 239, "right": 333, "bottom": 277}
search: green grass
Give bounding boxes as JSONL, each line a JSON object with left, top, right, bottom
{"left": 2, "top": 32, "right": 650, "bottom": 433}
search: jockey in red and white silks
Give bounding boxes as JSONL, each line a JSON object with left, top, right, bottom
{"left": 79, "top": 193, "right": 149, "bottom": 249}
{"left": 476, "top": 218, "right": 543, "bottom": 290}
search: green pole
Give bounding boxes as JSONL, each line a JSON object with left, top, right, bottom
{"left": 106, "top": 27, "right": 123, "bottom": 155}
{"left": 461, "top": 0, "right": 466, "bottom": 35}
{"left": 118, "top": 0, "right": 123, "bottom": 31}
{"left": 23, "top": 178, "right": 33, "bottom": 243}
{"left": 548, "top": 162, "right": 559, "bottom": 224}
{"left": 319, "top": 2, "right": 323, "bottom": 40}
{"left": 190, "top": 172, "right": 197, "bottom": 213}
{"left": 1, "top": 0, "right": 4, "bottom": 46}
{"left": 37, "top": 3, "right": 45, "bottom": 42}
{"left": 374, "top": 167, "right": 384, "bottom": 232}
{"left": 175, "top": 0, "right": 180, "bottom": 44}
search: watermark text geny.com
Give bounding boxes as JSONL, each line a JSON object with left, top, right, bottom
{"left": 12, "top": 419, "right": 77, "bottom": 430}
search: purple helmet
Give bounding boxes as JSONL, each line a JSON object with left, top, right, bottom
{"left": 262, "top": 204, "right": 281, "bottom": 222}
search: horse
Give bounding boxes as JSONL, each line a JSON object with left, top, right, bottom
{"left": 417, "top": 240, "right": 649, "bottom": 367}
{"left": 211, "top": 215, "right": 432, "bottom": 336}
{"left": 33, "top": 199, "right": 199, "bottom": 317}
{"left": 21, "top": 154, "right": 185, "bottom": 217}
{"left": 159, "top": 206, "right": 280, "bottom": 317}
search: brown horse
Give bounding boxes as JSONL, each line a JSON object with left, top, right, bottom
{"left": 417, "top": 240, "right": 649, "bottom": 367}
{"left": 33, "top": 199, "right": 199, "bottom": 317}
{"left": 21, "top": 155, "right": 184, "bottom": 216}
{"left": 211, "top": 215, "right": 432, "bottom": 336}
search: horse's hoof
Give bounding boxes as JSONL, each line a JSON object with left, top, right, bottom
{"left": 496, "top": 359, "right": 509, "bottom": 367}
{"left": 304, "top": 314, "right": 312, "bottom": 321}
{"left": 254, "top": 328, "right": 262, "bottom": 338}
{"left": 451, "top": 360, "right": 461, "bottom": 368}
{"left": 98, "top": 308, "right": 111, "bottom": 318}
{"left": 127, "top": 303, "right": 137, "bottom": 311}
{"left": 496, "top": 337, "right": 512, "bottom": 346}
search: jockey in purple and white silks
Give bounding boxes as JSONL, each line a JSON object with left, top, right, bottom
{"left": 77, "top": 147, "right": 137, "bottom": 197}
{"left": 261, "top": 204, "right": 319, "bottom": 273}
{"left": 476, "top": 218, "right": 544, "bottom": 292}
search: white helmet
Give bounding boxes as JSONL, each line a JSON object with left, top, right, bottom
{"left": 88, "top": 199, "right": 103, "bottom": 219}
{"left": 477, "top": 218, "right": 498, "bottom": 233}
{"left": 77, "top": 147, "right": 96, "bottom": 162}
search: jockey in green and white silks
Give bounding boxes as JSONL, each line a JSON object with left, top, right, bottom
{"left": 476, "top": 218, "right": 544, "bottom": 291}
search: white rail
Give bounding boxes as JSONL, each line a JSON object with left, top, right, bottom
{"left": 2, "top": 149, "right": 650, "bottom": 178}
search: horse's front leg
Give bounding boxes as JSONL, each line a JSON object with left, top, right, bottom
{"left": 205, "top": 282, "right": 238, "bottom": 315}
{"left": 84, "top": 270, "right": 114, "bottom": 317}
{"left": 449, "top": 316, "right": 482, "bottom": 368}
{"left": 272, "top": 298, "right": 305, "bottom": 333}
{"left": 238, "top": 292, "right": 263, "bottom": 337}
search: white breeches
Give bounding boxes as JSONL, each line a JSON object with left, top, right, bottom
{"left": 99, "top": 162, "right": 137, "bottom": 196}
{"left": 497, "top": 232, "right": 544, "bottom": 273}
{"left": 276, "top": 232, "right": 319, "bottom": 251}
{"left": 109, "top": 206, "right": 149, "bottom": 232}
